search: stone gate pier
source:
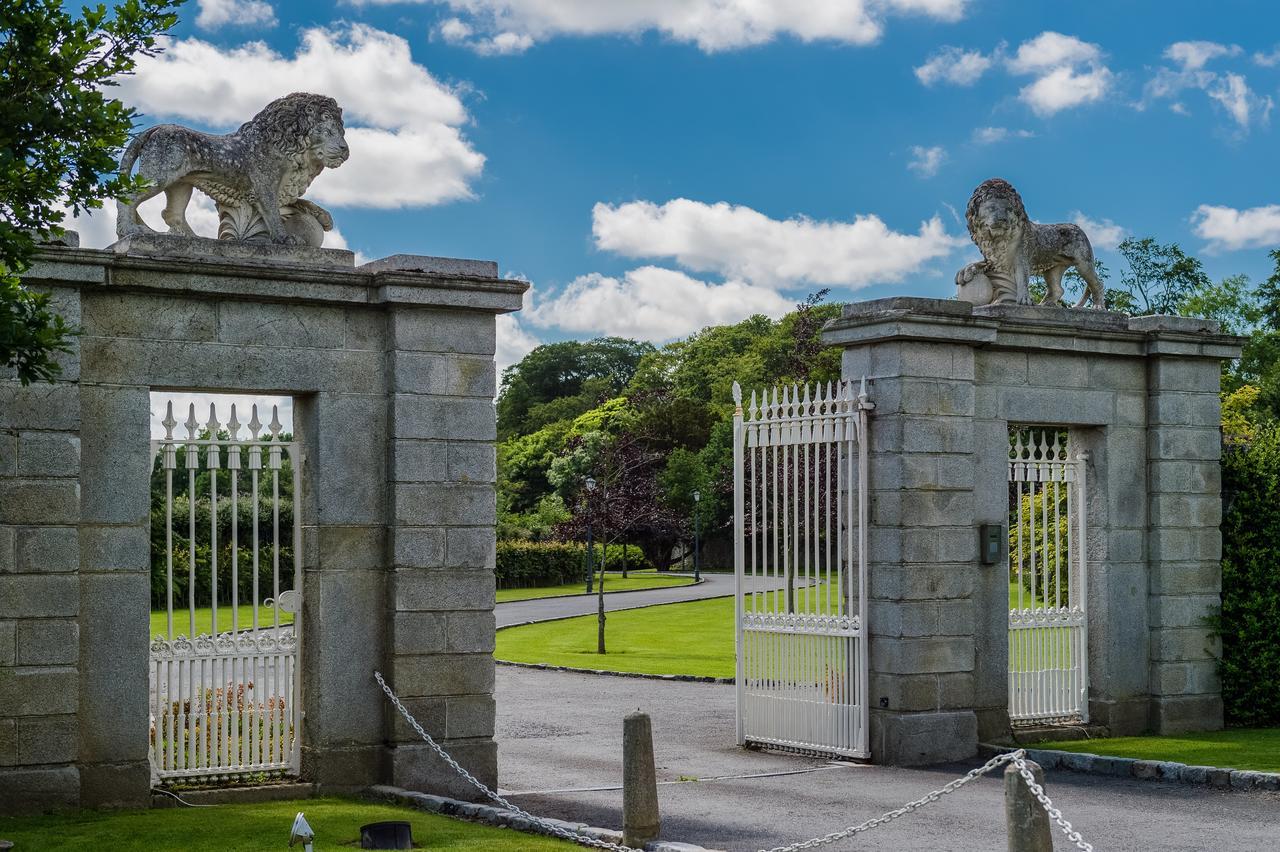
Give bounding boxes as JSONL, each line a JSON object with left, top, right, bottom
{"left": 823, "top": 297, "right": 1243, "bottom": 766}
{"left": 0, "top": 238, "right": 524, "bottom": 811}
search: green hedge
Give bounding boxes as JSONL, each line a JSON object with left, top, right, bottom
{"left": 1217, "top": 425, "right": 1280, "bottom": 726}
{"left": 496, "top": 541, "right": 648, "bottom": 589}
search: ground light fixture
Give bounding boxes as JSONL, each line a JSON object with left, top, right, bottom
{"left": 289, "top": 812, "right": 315, "bottom": 851}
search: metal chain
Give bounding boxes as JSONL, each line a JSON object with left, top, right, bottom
{"left": 1012, "top": 756, "right": 1094, "bottom": 851}
{"left": 377, "top": 672, "right": 1093, "bottom": 852}
{"left": 756, "top": 750, "right": 1019, "bottom": 852}
{"left": 375, "top": 671, "right": 640, "bottom": 852}
{"left": 757, "top": 749, "right": 1095, "bottom": 852}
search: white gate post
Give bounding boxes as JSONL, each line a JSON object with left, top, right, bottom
{"left": 732, "top": 382, "right": 746, "bottom": 747}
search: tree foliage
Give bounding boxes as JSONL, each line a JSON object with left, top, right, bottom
{"left": 1, "top": 0, "right": 182, "bottom": 383}
{"left": 497, "top": 337, "right": 653, "bottom": 438}
{"left": 1215, "top": 423, "right": 1280, "bottom": 725}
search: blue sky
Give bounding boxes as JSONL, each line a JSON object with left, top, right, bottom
{"left": 82, "top": 0, "right": 1280, "bottom": 378}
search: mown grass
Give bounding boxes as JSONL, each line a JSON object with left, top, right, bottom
{"left": 497, "top": 594, "right": 736, "bottom": 678}
{"left": 497, "top": 570, "right": 696, "bottom": 603}
{"left": 149, "top": 604, "right": 292, "bottom": 638}
{"left": 496, "top": 581, "right": 1074, "bottom": 679}
{"left": 1036, "top": 728, "right": 1280, "bottom": 773}
{"left": 0, "top": 797, "right": 576, "bottom": 851}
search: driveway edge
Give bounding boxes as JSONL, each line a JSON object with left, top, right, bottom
{"left": 363, "top": 784, "right": 725, "bottom": 851}
{"left": 496, "top": 658, "right": 733, "bottom": 684}
{"left": 979, "top": 743, "right": 1280, "bottom": 791}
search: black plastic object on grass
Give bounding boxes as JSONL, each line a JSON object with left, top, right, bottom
{"left": 360, "top": 820, "right": 414, "bottom": 849}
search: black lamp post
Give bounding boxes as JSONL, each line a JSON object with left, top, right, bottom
{"left": 584, "top": 477, "right": 597, "bottom": 594}
{"left": 693, "top": 489, "right": 701, "bottom": 582}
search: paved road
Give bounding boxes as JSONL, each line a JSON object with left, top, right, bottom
{"left": 497, "top": 666, "right": 1280, "bottom": 851}
{"left": 497, "top": 572, "right": 744, "bottom": 628}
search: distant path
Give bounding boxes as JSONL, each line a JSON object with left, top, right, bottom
{"left": 497, "top": 572, "right": 784, "bottom": 629}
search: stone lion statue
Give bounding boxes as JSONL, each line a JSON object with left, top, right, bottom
{"left": 115, "top": 92, "right": 349, "bottom": 246}
{"left": 955, "top": 178, "right": 1105, "bottom": 309}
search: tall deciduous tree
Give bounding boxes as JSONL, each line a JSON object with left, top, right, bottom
{"left": 1, "top": 0, "right": 181, "bottom": 383}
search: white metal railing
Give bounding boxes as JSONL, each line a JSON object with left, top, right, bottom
{"left": 149, "top": 401, "right": 303, "bottom": 782}
{"left": 1008, "top": 428, "right": 1088, "bottom": 725}
{"left": 733, "top": 378, "right": 872, "bottom": 758}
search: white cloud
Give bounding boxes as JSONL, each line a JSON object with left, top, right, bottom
{"left": 914, "top": 45, "right": 992, "bottom": 86}
{"left": 1070, "top": 212, "right": 1127, "bottom": 251}
{"left": 1165, "top": 40, "right": 1240, "bottom": 71}
{"left": 496, "top": 313, "right": 542, "bottom": 375}
{"left": 1206, "top": 72, "right": 1272, "bottom": 129}
{"left": 907, "top": 145, "right": 946, "bottom": 178}
{"left": 529, "top": 266, "right": 792, "bottom": 342}
{"left": 591, "top": 198, "right": 964, "bottom": 290}
{"left": 971, "top": 126, "right": 1034, "bottom": 144}
{"left": 116, "top": 25, "right": 484, "bottom": 208}
{"left": 1017, "top": 64, "right": 1113, "bottom": 116}
{"left": 1006, "top": 31, "right": 1101, "bottom": 75}
{"left": 195, "top": 0, "right": 276, "bottom": 30}
{"left": 1143, "top": 40, "right": 1271, "bottom": 133}
{"left": 1255, "top": 46, "right": 1280, "bottom": 67}
{"left": 357, "top": 0, "right": 971, "bottom": 54}
{"left": 1191, "top": 203, "right": 1280, "bottom": 252}
{"left": 1005, "top": 32, "right": 1112, "bottom": 116}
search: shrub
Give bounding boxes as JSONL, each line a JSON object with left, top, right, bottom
{"left": 1216, "top": 424, "right": 1280, "bottom": 726}
{"left": 496, "top": 541, "right": 649, "bottom": 589}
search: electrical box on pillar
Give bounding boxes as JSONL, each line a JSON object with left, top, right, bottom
{"left": 979, "top": 524, "right": 1003, "bottom": 565}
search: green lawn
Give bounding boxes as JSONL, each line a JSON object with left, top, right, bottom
{"left": 496, "top": 571, "right": 696, "bottom": 603}
{"left": 494, "top": 581, "right": 1075, "bottom": 680}
{"left": 497, "top": 594, "right": 736, "bottom": 678}
{"left": 1036, "top": 728, "right": 1280, "bottom": 773}
{"left": 150, "top": 604, "right": 293, "bottom": 638}
{"left": 0, "top": 797, "right": 576, "bottom": 851}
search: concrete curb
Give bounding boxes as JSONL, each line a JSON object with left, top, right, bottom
{"left": 363, "top": 784, "right": 725, "bottom": 851}
{"left": 979, "top": 743, "right": 1280, "bottom": 792}
{"left": 496, "top": 658, "right": 733, "bottom": 684}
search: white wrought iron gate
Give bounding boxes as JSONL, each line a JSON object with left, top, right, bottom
{"left": 732, "top": 379, "right": 872, "bottom": 759}
{"left": 149, "top": 402, "right": 303, "bottom": 782}
{"left": 1008, "top": 428, "right": 1089, "bottom": 725}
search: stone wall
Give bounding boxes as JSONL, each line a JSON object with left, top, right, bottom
{"left": 823, "top": 298, "right": 1241, "bottom": 765}
{"left": 0, "top": 241, "right": 523, "bottom": 812}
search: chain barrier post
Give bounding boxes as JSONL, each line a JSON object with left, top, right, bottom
{"left": 1005, "top": 759, "right": 1052, "bottom": 852}
{"left": 623, "top": 711, "right": 660, "bottom": 848}
{"left": 374, "top": 673, "right": 1095, "bottom": 852}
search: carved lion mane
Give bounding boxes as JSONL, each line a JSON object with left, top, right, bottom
{"left": 957, "top": 177, "right": 1105, "bottom": 309}
{"left": 116, "top": 92, "right": 350, "bottom": 246}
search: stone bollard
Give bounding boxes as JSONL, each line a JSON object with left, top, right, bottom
{"left": 623, "top": 711, "right": 660, "bottom": 849}
{"left": 1005, "top": 759, "right": 1053, "bottom": 852}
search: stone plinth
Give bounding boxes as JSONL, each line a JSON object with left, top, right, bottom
{"left": 823, "top": 297, "right": 1241, "bottom": 765}
{"left": 0, "top": 241, "right": 523, "bottom": 813}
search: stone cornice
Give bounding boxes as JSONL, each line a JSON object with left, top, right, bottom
{"left": 23, "top": 245, "right": 528, "bottom": 314}
{"left": 823, "top": 296, "right": 1245, "bottom": 360}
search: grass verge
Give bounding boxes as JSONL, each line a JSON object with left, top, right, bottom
{"left": 1036, "top": 728, "right": 1280, "bottom": 773}
{"left": 149, "top": 604, "right": 293, "bottom": 637}
{"left": 0, "top": 797, "right": 576, "bottom": 851}
{"left": 495, "top": 582, "right": 1065, "bottom": 679}
{"left": 497, "top": 594, "right": 736, "bottom": 679}
{"left": 497, "top": 571, "right": 696, "bottom": 603}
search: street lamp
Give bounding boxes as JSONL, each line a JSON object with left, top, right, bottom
{"left": 584, "top": 477, "right": 597, "bottom": 594}
{"left": 692, "top": 490, "right": 701, "bottom": 582}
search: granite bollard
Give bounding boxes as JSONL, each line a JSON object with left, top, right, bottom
{"left": 623, "top": 711, "right": 660, "bottom": 848}
{"left": 1005, "top": 759, "right": 1052, "bottom": 852}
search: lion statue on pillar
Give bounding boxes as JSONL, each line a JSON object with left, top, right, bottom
{"left": 115, "top": 92, "right": 350, "bottom": 247}
{"left": 955, "top": 178, "right": 1105, "bottom": 309}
